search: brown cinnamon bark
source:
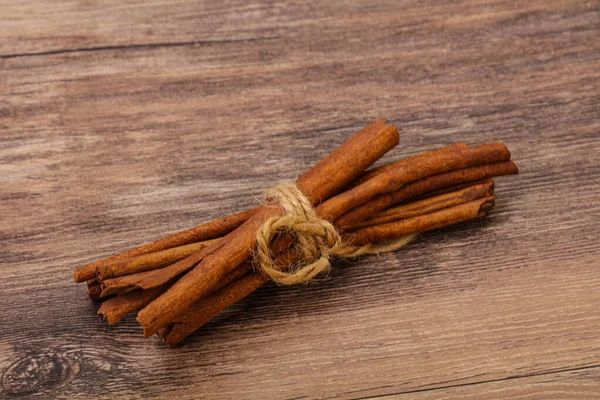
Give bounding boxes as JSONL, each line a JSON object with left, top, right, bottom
{"left": 96, "top": 238, "right": 219, "bottom": 280}
{"left": 158, "top": 273, "right": 268, "bottom": 346}
{"left": 160, "top": 192, "right": 495, "bottom": 346}
{"left": 316, "top": 142, "right": 510, "bottom": 221}
{"left": 350, "top": 143, "right": 469, "bottom": 187}
{"left": 99, "top": 238, "right": 224, "bottom": 297}
{"left": 411, "top": 178, "right": 492, "bottom": 200}
{"left": 138, "top": 119, "right": 400, "bottom": 336}
{"left": 74, "top": 207, "right": 259, "bottom": 283}
{"left": 98, "top": 287, "right": 167, "bottom": 324}
{"left": 87, "top": 282, "right": 102, "bottom": 302}
{"left": 344, "top": 197, "right": 494, "bottom": 246}
{"left": 352, "top": 180, "right": 494, "bottom": 228}
{"left": 334, "top": 160, "right": 517, "bottom": 230}
{"left": 99, "top": 263, "right": 254, "bottom": 324}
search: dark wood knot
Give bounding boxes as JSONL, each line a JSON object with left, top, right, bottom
{"left": 1, "top": 350, "right": 76, "bottom": 396}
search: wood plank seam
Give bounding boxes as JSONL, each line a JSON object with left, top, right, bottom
{"left": 357, "top": 365, "right": 600, "bottom": 399}
{"left": 0, "top": 36, "right": 280, "bottom": 60}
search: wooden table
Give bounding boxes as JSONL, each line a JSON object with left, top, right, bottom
{"left": 1, "top": 1, "right": 599, "bottom": 398}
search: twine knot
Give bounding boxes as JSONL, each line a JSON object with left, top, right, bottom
{"left": 254, "top": 183, "right": 417, "bottom": 285}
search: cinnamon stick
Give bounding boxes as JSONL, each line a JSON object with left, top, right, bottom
{"left": 98, "top": 287, "right": 166, "bottom": 324}
{"left": 158, "top": 272, "right": 268, "bottom": 346}
{"left": 344, "top": 197, "right": 494, "bottom": 246}
{"left": 411, "top": 178, "right": 492, "bottom": 200}
{"left": 99, "top": 263, "right": 254, "bottom": 324}
{"left": 159, "top": 192, "right": 495, "bottom": 346}
{"left": 87, "top": 282, "right": 102, "bottom": 302}
{"left": 335, "top": 160, "right": 517, "bottom": 230}
{"left": 74, "top": 207, "right": 259, "bottom": 283}
{"left": 96, "top": 238, "right": 219, "bottom": 280}
{"left": 316, "top": 142, "right": 510, "bottom": 221}
{"left": 350, "top": 143, "right": 469, "bottom": 186}
{"left": 138, "top": 119, "right": 400, "bottom": 336}
{"left": 352, "top": 180, "right": 494, "bottom": 228}
{"left": 99, "top": 238, "right": 224, "bottom": 297}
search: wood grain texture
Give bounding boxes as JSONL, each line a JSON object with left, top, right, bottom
{"left": 1, "top": 0, "right": 599, "bottom": 398}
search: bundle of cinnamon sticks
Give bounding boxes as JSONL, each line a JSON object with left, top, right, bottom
{"left": 74, "top": 119, "right": 518, "bottom": 346}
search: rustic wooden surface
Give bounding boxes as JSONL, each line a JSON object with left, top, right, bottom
{"left": 1, "top": 0, "right": 599, "bottom": 398}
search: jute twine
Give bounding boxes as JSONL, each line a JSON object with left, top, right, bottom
{"left": 254, "top": 183, "right": 418, "bottom": 285}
